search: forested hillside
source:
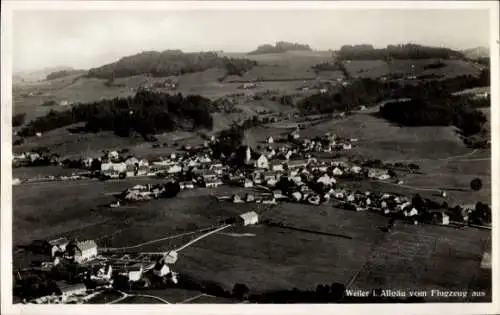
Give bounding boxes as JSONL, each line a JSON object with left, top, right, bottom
{"left": 87, "top": 50, "right": 257, "bottom": 79}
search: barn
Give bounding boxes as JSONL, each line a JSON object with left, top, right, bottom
{"left": 238, "top": 211, "right": 259, "bottom": 226}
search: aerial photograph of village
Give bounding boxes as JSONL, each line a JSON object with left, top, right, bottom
{"left": 9, "top": 7, "right": 493, "bottom": 305}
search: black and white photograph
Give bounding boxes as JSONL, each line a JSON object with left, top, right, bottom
{"left": 1, "top": 1, "right": 499, "bottom": 313}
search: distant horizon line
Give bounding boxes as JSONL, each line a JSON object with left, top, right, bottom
{"left": 13, "top": 43, "right": 490, "bottom": 74}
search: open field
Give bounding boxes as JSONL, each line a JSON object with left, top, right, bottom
{"left": 349, "top": 222, "right": 490, "bottom": 302}
{"left": 13, "top": 166, "right": 81, "bottom": 180}
{"left": 343, "top": 59, "right": 481, "bottom": 79}
{"left": 12, "top": 177, "right": 166, "bottom": 245}
{"left": 173, "top": 203, "right": 490, "bottom": 300}
{"left": 301, "top": 111, "right": 470, "bottom": 162}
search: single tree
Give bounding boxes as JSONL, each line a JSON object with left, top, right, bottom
{"left": 470, "top": 178, "right": 483, "bottom": 191}
{"left": 232, "top": 283, "right": 250, "bottom": 299}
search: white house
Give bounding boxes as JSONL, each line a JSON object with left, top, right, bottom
{"left": 167, "top": 165, "right": 182, "bottom": 174}
{"left": 127, "top": 264, "right": 143, "bottom": 282}
{"left": 351, "top": 166, "right": 362, "bottom": 174}
{"left": 74, "top": 240, "right": 98, "bottom": 264}
{"left": 255, "top": 155, "right": 269, "bottom": 169}
{"left": 342, "top": 143, "right": 352, "bottom": 150}
{"left": 101, "top": 162, "right": 127, "bottom": 175}
{"left": 378, "top": 174, "right": 391, "bottom": 180}
{"left": 108, "top": 150, "right": 120, "bottom": 161}
{"left": 266, "top": 178, "right": 278, "bottom": 187}
{"left": 266, "top": 149, "right": 277, "bottom": 159}
{"left": 153, "top": 263, "right": 170, "bottom": 277}
{"left": 233, "top": 194, "right": 244, "bottom": 203}
{"left": 481, "top": 251, "right": 492, "bottom": 269}
{"left": 243, "top": 179, "right": 254, "bottom": 188}
{"left": 271, "top": 163, "right": 284, "bottom": 172}
{"left": 332, "top": 167, "right": 343, "bottom": 176}
{"left": 238, "top": 211, "right": 259, "bottom": 226}
{"left": 91, "top": 264, "right": 113, "bottom": 281}
{"left": 164, "top": 251, "right": 178, "bottom": 264}
{"left": 267, "top": 136, "right": 274, "bottom": 144}
{"left": 317, "top": 174, "right": 336, "bottom": 186}
{"left": 205, "top": 179, "right": 222, "bottom": 188}
{"left": 125, "top": 157, "right": 139, "bottom": 166}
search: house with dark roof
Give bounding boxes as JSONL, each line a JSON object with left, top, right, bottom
{"left": 48, "top": 238, "right": 69, "bottom": 258}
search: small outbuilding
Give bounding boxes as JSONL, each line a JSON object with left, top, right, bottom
{"left": 238, "top": 211, "right": 259, "bottom": 226}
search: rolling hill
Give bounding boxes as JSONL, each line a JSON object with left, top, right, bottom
{"left": 13, "top": 66, "right": 75, "bottom": 84}
{"left": 87, "top": 50, "right": 257, "bottom": 79}
{"left": 462, "top": 46, "right": 489, "bottom": 60}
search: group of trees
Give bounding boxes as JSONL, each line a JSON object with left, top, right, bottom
{"left": 298, "top": 69, "right": 490, "bottom": 140}
{"left": 87, "top": 50, "right": 257, "bottom": 79}
{"left": 45, "top": 69, "right": 83, "bottom": 81}
{"left": 336, "top": 44, "right": 466, "bottom": 60}
{"left": 12, "top": 112, "right": 26, "bottom": 127}
{"left": 378, "top": 96, "right": 487, "bottom": 137}
{"left": 298, "top": 78, "right": 390, "bottom": 114}
{"left": 18, "top": 90, "right": 214, "bottom": 138}
{"left": 311, "top": 59, "right": 349, "bottom": 78}
{"left": 248, "top": 41, "right": 312, "bottom": 55}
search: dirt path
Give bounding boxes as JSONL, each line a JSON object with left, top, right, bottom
{"left": 175, "top": 224, "right": 232, "bottom": 252}
{"left": 103, "top": 226, "right": 219, "bottom": 251}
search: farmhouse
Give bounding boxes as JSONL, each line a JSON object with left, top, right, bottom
{"left": 317, "top": 174, "right": 336, "bottom": 186}
{"left": 243, "top": 179, "right": 254, "bottom": 188}
{"left": 57, "top": 282, "right": 86, "bottom": 300}
{"left": 255, "top": 155, "right": 269, "bottom": 169}
{"left": 164, "top": 250, "right": 178, "bottom": 264}
{"left": 73, "top": 240, "right": 98, "bottom": 264}
{"left": 101, "top": 162, "right": 126, "bottom": 175}
{"left": 238, "top": 211, "right": 259, "bottom": 226}
{"left": 179, "top": 181, "right": 195, "bottom": 190}
{"left": 267, "top": 136, "right": 274, "bottom": 144}
{"left": 271, "top": 163, "right": 284, "bottom": 172}
{"left": 167, "top": 165, "right": 182, "bottom": 174}
{"left": 121, "top": 264, "right": 144, "bottom": 282}
{"left": 286, "top": 160, "right": 308, "bottom": 169}
{"left": 481, "top": 250, "right": 492, "bottom": 269}
{"left": 92, "top": 264, "right": 113, "bottom": 281}
{"left": 48, "top": 238, "right": 69, "bottom": 258}
{"left": 332, "top": 167, "right": 343, "bottom": 176}
{"left": 205, "top": 179, "right": 223, "bottom": 188}
{"left": 153, "top": 263, "right": 170, "bottom": 277}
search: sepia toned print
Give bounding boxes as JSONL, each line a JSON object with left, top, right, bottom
{"left": 5, "top": 4, "right": 495, "bottom": 307}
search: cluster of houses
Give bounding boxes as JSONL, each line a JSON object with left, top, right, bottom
{"left": 12, "top": 151, "right": 59, "bottom": 168}
{"left": 28, "top": 238, "right": 99, "bottom": 267}
{"left": 20, "top": 235, "right": 179, "bottom": 304}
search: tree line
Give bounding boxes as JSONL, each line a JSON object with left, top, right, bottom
{"left": 378, "top": 97, "right": 487, "bottom": 137}
{"left": 298, "top": 78, "right": 391, "bottom": 114}
{"left": 298, "top": 69, "right": 489, "bottom": 115}
{"left": 46, "top": 69, "right": 84, "bottom": 81}
{"left": 248, "top": 41, "right": 312, "bottom": 55}
{"left": 18, "top": 90, "right": 214, "bottom": 138}
{"left": 336, "top": 44, "right": 466, "bottom": 60}
{"left": 87, "top": 50, "right": 257, "bottom": 79}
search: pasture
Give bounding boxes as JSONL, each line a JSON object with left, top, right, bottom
{"left": 12, "top": 177, "right": 165, "bottom": 245}
{"left": 343, "top": 59, "right": 481, "bottom": 79}
{"left": 174, "top": 202, "right": 490, "bottom": 300}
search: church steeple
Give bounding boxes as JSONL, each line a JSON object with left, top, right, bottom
{"left": 245, "top": 146, "right": 251, "bottom": 163}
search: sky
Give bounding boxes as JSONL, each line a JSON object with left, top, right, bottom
{"left": 13, "top": 9, "right": 491, "bottom": 72}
